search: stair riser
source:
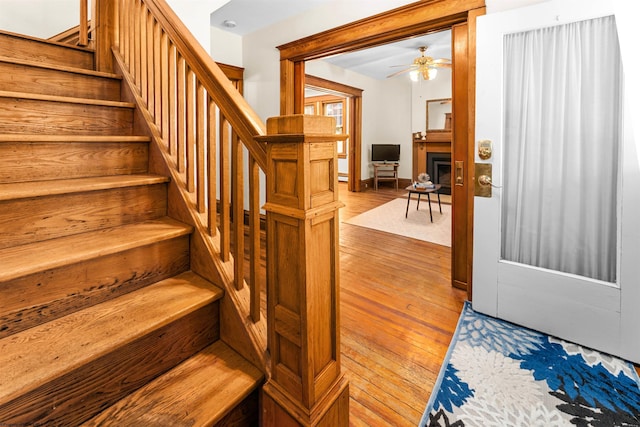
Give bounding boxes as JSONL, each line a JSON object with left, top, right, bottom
{"left": 0, "top": 98, "right": 133, "bottom": 135}
{"left": 0, "top": 184, "right": 168, "bottom": 249}
{"left": 0, "top": 236, "right": 190, "bottom": 339}
{"left": 0, "top": 61, "right": 122, "bottom": 101}
{"left": 0, "top": 302, "right": 220, "bottom": 426}
{"left": 217, "top": 390, "right": 260, "bottom": 426}
{"left": 0, "top": 32, "right": 94, "bottom": 70}
{"left": 0, "top": 141, "right": 149, "bottom": 183}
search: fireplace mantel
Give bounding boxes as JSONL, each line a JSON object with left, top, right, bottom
{"left": 412, "top": 134, "right": 451, "bottom": 181}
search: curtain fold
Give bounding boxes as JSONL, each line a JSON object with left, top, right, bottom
{"left": 501, "top": 15, "right": 622, "bottom": 283}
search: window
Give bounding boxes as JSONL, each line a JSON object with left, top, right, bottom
{"left": 304, "top": 95, "right": 348, "bottom": 158}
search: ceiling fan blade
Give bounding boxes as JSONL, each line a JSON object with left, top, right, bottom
{"left": 389, "top": 64, "right": 417, "bottom": 68}
{"left": 386, "top": 67, "right": 416, "bottom": 78}
{"left": 431, "top": 63, "right": 452, "bottom": 69}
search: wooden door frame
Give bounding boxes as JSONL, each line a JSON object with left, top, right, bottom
{"left": 276, "top": 0, "right": 485, "bottom": 293}
{"left": 305, "top": 75, "right": 362, "bottom": 192}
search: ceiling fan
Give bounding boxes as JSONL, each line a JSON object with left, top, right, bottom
{"left": 387, "top": 46, "right": 451, "bottom": 81}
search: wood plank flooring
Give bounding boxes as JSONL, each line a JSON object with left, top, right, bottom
{"left": 337, "top": 183, "right": 466, "bottom": 426}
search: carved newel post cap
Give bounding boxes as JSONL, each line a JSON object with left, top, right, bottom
{"left": 266, "top": 114, "right": 336, "bottom": 136}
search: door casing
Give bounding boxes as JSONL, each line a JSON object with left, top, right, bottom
{"left": 276, "top": 0, "right": 486, "bottom": 293}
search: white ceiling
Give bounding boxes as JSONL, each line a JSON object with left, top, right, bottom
{"left": 209, "top": 0, "right": 335, "bottom": 36}
{"left": 319, "top": 30, "right": 451, "bottom": 81}
{"left": 209, "top": 0, "right": 452, "bottom": 81}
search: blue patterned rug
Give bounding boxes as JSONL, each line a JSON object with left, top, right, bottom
{"left": 420, "top": 302, "right": 640, "bottom": 426}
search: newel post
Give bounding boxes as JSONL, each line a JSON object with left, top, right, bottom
{"left": 259, "top": 115, "right": 349, "bottom": 426}
{"left": 93, "top": 0, "right": 116, "bottom": 73}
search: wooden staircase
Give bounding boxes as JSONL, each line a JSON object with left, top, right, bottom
{"left": 0, "top": 30, "right": 263, "bottom": 426}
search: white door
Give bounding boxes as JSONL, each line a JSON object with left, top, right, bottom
{"left": 473, "top": 0, "right": 640, "bottom": 363}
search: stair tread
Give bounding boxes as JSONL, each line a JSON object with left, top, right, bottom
{"left": 0, "top": 135, "right": 150, "bottom": 143}
{"left": 0, "top": 217, "right": 193, "bottom": 282}
{"left": 0, "top": 29, "right": 93, "bottom": 53}
{"left": 0, "top": 174, "right": 170, "bottom": 201}
{"left": 84, "top": 341, "right": 263, "bottom": 426}
{"left": 0, "top": 90, "right": 134, "bottom": 108}
{"left": 0, "top": 271, "right": 224, "bottom": 405}
{"left": 0, "top": 55, "right": 121, "bottom": 79}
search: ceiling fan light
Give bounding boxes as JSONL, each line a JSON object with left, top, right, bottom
{"left": 427, "top": 68, "right": 438, "bottom": 80}
{"left": 409, "top": 70, "right": 419, "bottom": 82}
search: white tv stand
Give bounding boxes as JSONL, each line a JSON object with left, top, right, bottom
{"left": 373, "top": 162, "right": 399, "bottom": 191}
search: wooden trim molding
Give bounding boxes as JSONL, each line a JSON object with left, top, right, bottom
{"left": 217, "top": 62, "right": 244, "bottom": 82}
{"left": 306, "top": 75, "right": 363, "bottom": 97}
{"left": 217, "top": 62, "right": 244, "bottom": 95}
{"left": 277, "top": 0, "right": 485, "bottom": 61}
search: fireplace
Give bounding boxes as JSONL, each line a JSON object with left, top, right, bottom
{"left": 427, "top": 152, "right": 452, "bottom": 195}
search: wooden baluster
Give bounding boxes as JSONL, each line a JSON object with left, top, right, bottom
{"left": 154, "top": 22, "right": 162, "bottom": 129}
{"left": 118, "top": 0, "right": 126, "bottom": 60}
{"left": 176, "top": 56, "right": 186, "bottom": 173}
{"left": 249, "top": 155, "right": 261, "bottom": 321}
{"left": 133, "top": 0, "right": 142, "bottom": 92}
{"left": 160, "top": 32, "right": 169, "bottom": 145}
{"left": 168, "top": 42, "right": 177, "bottom": 157}
{"left": 208, "top": 99, "right": 218, "bottom": 236}
{"left": 80, "top": 0, "right": 87, "bottom": 41}
{"left": 196, "top": 82, "right": 206, "bottom": 213}
{"left": 146, "top": 12, "right": 155, "bottom": 120}
{"left": 261, "top": 115, "right": 349, "bottom": 426}
{"left": 140, "top": 3, "right": 148, "bottom": 100}
{"left": 129, "top": 0, "right": 135, "bottom": 75}
{"left": 232, "top": 131, "right": 244, "bottom": 290}
{"left": 219, "top": 115, "right": 231, "bottom": 261}
{"left": 186, "top": 67, "right": 195, "bottom": 193}
{"left": 79, "top": 0, "right": 88, "bottom": 46}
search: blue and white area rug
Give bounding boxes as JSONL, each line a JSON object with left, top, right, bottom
{"left": 420, "top": 302, "right": 640, "bottom": 426}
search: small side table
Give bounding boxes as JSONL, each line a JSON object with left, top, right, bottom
{"left": 405, "top": 184, "right": 442, "bottom": 222}
{"left": 373, "top": 163, "right": 399, "bottom": 191}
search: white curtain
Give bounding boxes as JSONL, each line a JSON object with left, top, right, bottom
{"left": 501, "top": 16, "right": 622, "bottom": 283}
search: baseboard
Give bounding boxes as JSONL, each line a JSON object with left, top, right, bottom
{"left": 360, "top": 178, "right": 411, "bottom": 191}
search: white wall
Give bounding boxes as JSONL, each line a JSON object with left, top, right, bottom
{"left": 411, "top": 68, "right": 452, "bottom": 134}
{"left": 0, "top": 0, "right": 81, "bottom": 38}
{"left": 486, "top": 0, "right": 550, "bottom": 13}
{"left": 240, "top": 0, "right": 417, "bottom": 181}
{"left": 210, "top": 26, "right": 243, "bottom": 66}
{"left": 167, "top": 0, "right": 232, "bottom": 55}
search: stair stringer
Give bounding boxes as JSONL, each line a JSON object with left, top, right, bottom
{"left": 111, "top": 48, "right": 270, "bottom": 376}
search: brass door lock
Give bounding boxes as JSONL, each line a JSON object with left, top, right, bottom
{"left": 475, "top": 163, "right": 492, "bottom": 197}
{"left": 478, "top": 139, "right": 492, "bottom": 160}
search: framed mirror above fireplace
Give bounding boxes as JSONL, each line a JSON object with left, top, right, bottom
{"left": 418, "top": 98, "right": 452, "bottom": 144}
{"left": 426, "top": 98, "right": 452, "bottom": 131}
{"left": 412, "top": 98, "right": 452, "bottom": 189}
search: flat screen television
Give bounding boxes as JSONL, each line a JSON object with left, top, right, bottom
{"left": 371, "top": 144, "right": 400, "bottom": 163}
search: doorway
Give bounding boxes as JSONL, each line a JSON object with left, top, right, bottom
{"left": 304, "top": 75, "right": 363, "bottom": 193}
{"left": 276, "top": 1, "right": 486, "bottom": 294}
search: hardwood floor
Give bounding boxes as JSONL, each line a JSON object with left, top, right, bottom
{"left": 244, "top": 181, "right": 639, "bottom": 425}
{"left": 337, "top": 182, "right": 466, "bottom": 426}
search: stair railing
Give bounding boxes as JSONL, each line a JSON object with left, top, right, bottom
{"left": 91, "top": 1, "right": 350, "bottom": 424}
{"left": 96, "top": 0, "right": 268, "bottom": 324}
